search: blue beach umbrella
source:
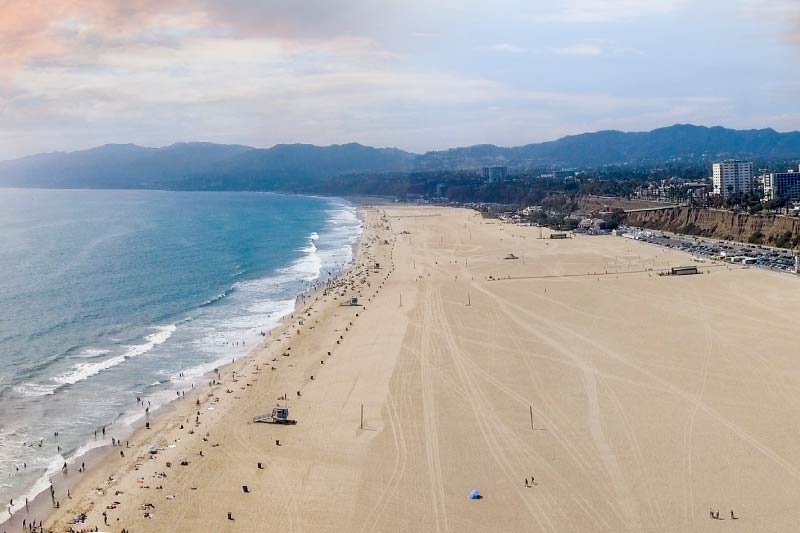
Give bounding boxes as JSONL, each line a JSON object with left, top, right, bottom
{"left": 469, "top": 489, "right": 480, "bottom": 500}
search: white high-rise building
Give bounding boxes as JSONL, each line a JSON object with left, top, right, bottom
{"left": 712, "top": 160, "right": 754, "bottom": 198}
{"left": 758, "top": 165, "right": 800, "bottom": 202}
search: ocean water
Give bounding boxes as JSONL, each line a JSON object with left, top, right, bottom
{"left": 0, "top": 189, "right": 361, "bottom": 509}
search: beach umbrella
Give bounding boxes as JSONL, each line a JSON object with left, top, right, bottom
{"left": 469, "top": 489, "right": 481, "bottom": 500}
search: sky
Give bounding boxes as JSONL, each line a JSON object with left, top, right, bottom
{"left": 1, "top": 0, "right": 799, "bottom": 159}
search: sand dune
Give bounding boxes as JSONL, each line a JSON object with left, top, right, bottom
{"left": 44, "top": 206, "right": 800, "bottom": 532}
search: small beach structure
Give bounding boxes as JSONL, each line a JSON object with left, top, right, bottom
{"left": 254, "top": 405, "right": 297, "bottom": 425}
{"left": 550, "top": 233, "right": 568, "bottom": 240}
{"left": 670, "top": 266, "right": 699, "bottom": 276}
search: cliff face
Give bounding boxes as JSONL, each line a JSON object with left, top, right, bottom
{"left": 624, "top": 207, "right": 800, "bottom": 248}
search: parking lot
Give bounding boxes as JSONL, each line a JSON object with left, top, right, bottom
{"left": 621, "top": 226, "right": 799, "bottom": 273}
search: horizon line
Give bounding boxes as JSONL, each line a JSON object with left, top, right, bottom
{"left": 5, "top": 123, "right": 799, "bottom": 163}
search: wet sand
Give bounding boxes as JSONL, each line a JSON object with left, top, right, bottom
{"left": 41, "top": 206, "right": 800, "bottom": 532}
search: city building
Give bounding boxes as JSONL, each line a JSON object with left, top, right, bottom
{"left": 539, "top": 170, "right": 576, "bottom": 180}
{"left": 759, "top": 165, "right": 800, "bottom": 201}
{"left": 481, "top": 166, "right": 508, "bottom": 183}
{"left": 631, "top": 179, "right": 709, "bottom": 204}
{"left": 712, "top": 160, "right": 754, "bottom": 198}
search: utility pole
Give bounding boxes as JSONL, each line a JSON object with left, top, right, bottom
{"left": 795, "top": 248, "right": 800, "bottom": 276}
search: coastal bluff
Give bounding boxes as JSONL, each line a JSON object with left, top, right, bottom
{"left": 624, "top": 206, "right": 800, "bottom": 247}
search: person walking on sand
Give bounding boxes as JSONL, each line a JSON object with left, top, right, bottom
{"left": 731, "top": 509, "right": 736, "bottom": 520}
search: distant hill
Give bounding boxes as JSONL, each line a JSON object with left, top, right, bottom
{"left": 195, "top": 143, "right": 416, "bottom": 191}
{"left": 414, "top": 125, "right": 800, "bottom": 169}
{"left": 0, "top": 142, "right": 415, "bottom": 190}
{"left": 2, "top": 125, "right": 800, "bottom": 191}
{"left": 0, "top": 143, "right": 255, "bottom": 189}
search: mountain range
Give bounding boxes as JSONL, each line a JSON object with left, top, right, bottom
{"left": 2, "top": 125, "right": 800, "bottom": 191}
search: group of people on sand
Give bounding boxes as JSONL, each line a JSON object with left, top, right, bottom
{"left": 19, "top": 517, "right": 45, "bottom": 532}
{"left": 709, "top": 508, "right": 737, "bottom": 520}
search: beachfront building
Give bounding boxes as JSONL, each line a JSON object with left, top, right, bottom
{"left": 712, "top": 160, "right": 754, "bottom": 198}
{"left": 759, "top": 166, "right": 800, "bottom": 201}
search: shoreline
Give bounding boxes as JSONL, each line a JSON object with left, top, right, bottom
{"left": 1, "top": 200, "right": 366, "bottom": 532}
{"left": 37, "top": 204, "right": 385, "bottom": 532}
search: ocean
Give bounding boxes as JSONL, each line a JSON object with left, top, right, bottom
{"left": 0, "top": 188, "right": 361, "bottom": 510}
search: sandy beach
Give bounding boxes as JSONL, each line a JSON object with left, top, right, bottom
{"left": 34, "top": 205, "right": 800, "bottom": 532}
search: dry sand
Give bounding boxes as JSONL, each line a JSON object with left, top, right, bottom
{"left": 41, "top": 206, "right": 800, "bottom": 532}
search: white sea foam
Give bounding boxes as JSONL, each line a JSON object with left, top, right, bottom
{"left": 79, "top": 348, "right": 111, "bottom": 358}
{"left": 3, "top": 434, "right": 121, "bottom": 521}
{"left": 12, "top": 382, "right": 58, "bottom": 397}
{"left": 247, "top": 298, "right": 296, "bottom": 318}
{"left": 5, "top": 453, "right": 65, "bottom": 517}
{"left": 294, "top": 237, "right": 323, "bottom": 281}
{"left": 52, "top": 325, "right": 176, "bottom": 386}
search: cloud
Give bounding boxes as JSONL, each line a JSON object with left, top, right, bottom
{"left": 0, "top": 28, "right": 510, "bottom": 156}
{"left": 0, "top": 0, "right": 793, "bottom": 159}
{"left": 0, "top": 0, "right": 392, "bottom": 79}
{"left": 488, "top": 43, "right": 527, "bottom": 54}
{"left": 0, "top": 1, "right": 201, "bottom": 80}
{"left": 551, "top": 0, "right": 685, "bottom": 23}
{"left": 552, "top": 44, "right": 603, "bottom": 56}
{"left": 744, "top": 0, "right": 800, "bottom": 46}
